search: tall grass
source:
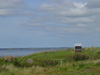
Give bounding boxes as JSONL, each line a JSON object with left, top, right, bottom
{"left": 0, "top": 47, "right": 100, "bottom": 75}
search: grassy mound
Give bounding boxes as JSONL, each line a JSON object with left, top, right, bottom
{"left": 0, "top": 47, "right": 100, "bottom": 75}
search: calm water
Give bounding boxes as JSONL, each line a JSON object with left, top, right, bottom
{"left": 0, "top": 47, "right": 70, "bottom": 57}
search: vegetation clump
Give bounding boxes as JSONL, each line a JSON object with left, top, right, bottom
{"left": 37, "top": 59, "right": 59, "bottom": 67}
{"left": 71, "top": 53, "right": 89, "bottom": 61}
{"left": 4, "top": 56, "right": 15, "bottom": 62}
{"left": 25, "top": 59, "right": 33, "bottom": 64}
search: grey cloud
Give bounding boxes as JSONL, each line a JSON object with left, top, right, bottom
{"left": 59, "top": 17, "right": 94, "bottom": 24}
{"left": 0, "top": 0, "right": 23, "bottom": 8}
{"left": 87, "top": 0, "right": 100, "bottom": 8}
{"left": 39, "top": 1, "right": 87, "bottom": 17}
{"left": 26, "top": 0, "right": 100, "bottom": 34}
{"left": 0, "top": 0, "right": 28, "bottom": 16}
{"left": 0, "top": 9, "right": 10, "bottom": 16}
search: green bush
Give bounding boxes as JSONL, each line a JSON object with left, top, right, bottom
{"left": 71, "top": 53, "right": 89, "bottom": 61}
{"left": 97, "top": 51, "right": 100, "bottom": 55}
{"left": 4, "top": 56, "right": 15, "bottom": 62}
{"left": 95, "top": 61, "right": 100, "bottom": 66}
{"left": 0, "top": 58, "right": 4, "bottom": 66}
{"left": 13, "top": 58, "right": 59, "bottom": 67}
{"left": 14, "top": 58, "right": 33, "bottom": 68}
{"left": 40, "top": 60, "right": 59, "bottom": 67}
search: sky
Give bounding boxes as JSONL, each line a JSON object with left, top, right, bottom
{"left": 0, "top": 0, "right": 100, "bottom": 48}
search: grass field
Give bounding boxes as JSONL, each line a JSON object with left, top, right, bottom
{"left": 0, "top": 47, "right": 100, "bottom": 75}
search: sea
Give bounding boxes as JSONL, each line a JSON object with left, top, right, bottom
{"left": 0, "top": 47, "right": 71, "bottom": 57}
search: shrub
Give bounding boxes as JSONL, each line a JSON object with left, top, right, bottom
{"left": 14, "top": 58, "right": 59, "bottom": 67}
{"left": 0, "top": 58, "right": 4, "bottom": 65}
{"left": 97, "top": 51, "right": 100, "bottom": 55}
{"left": 71, "top": 53, "right": 89, "bottom": 61}
{"left": 14, "top": 59, "right": 20, "bottom": 67}
{"left": 95, "top": 61, "right": 100, "bottom": 66}
{"left": 25, "top": 59, "right": 33, "bottom": 64}
{"left": 14, "top": 59, "right": 33, "bottom": 68}
{"left": 36, "top": 59, "right": 59, "bottom": 67}
{"left": 4, "top": 56, "right": 15, "bottom": 62}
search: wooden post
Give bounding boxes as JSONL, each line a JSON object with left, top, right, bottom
{"left": 91, "top": 45, "right": 94, "bottom": 51}
{"left": 60, "top": 59, "right": 63, "bottom": 67}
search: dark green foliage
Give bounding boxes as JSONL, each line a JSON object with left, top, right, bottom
{"left": 71, "top": 53, "right": 89, "bottom": 61}
{"left": 97, "top": 51, "right": 100, "bottom": 55}
{"left": 13, "top": 58, "right": 59, "bottom": 67}
{"left": 59, "top": 67, "right": 67, "bottom": 71}
{"left": 14, "top": 58, "right": 33, "bottom": 67}
{"left": 13, "top": 59, "right": 20, "bottom": 67}
{"left": 38, "top": 60, "right": 59, "bottom": 67}
{"left": 95, "top": 61, "right": 100, "bottom": 66}
{"left": 0, "top": 58, "right": 4, "bottom": 66}
{"left": 79, "top": 63, "right": 85, "bottom": 68}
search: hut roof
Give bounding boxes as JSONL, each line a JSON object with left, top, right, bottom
{"left": 75, "top": 43, "right": 82, "bottom": 46}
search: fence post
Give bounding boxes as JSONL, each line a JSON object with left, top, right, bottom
{"left": 91, "top": 45, "right": 94, "bottom": 51}
{"left": 60, "top": 59, "right": 63, "bottom": 67}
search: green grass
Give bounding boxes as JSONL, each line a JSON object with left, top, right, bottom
{"left": 0, "top": 47, "right": 100, "bottom": 75}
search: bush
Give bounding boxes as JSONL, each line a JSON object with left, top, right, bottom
{"left": 4, "top": 56, "right": 15, "bottom": 62}
{"left": 40, "top": 60, "right": 59, "bottom": 67}
{"left": 14, "top": 58, "right": 33, "bottom": 68}
{"left": 13, "top": 58, "right": 59, "bottom": 67}
{"left": 0, "top": 58, "right": 4, "bottom": 65}
{"left": 71, "top": 53, "right": 89, "bottom": 61}
{"left": 31, "top": 59, "right": 59, "bottom": 67}
{"left": 95, "top": 61, "right": 100, "bottom": 66}
{"left": 25, "top": 59, "right": 33, "bottom": 64}
{"left": 97, "top": 51, "right": 100, "bottom": 55}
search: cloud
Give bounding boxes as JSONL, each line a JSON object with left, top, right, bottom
{"left": 74, "top": 2, "right": 87, "bottom": 8}
{"left": 59, "top": 17, "right": 94, "bottom": 24}
{"left": 0, "top": 0, "right": 23, "bottom": 8}
{"left": 26, "top": 0, "right": 100, "bottom": 34}
{"left": 0, "top": 9, "right": 10, "bottom": 16}
{"left": 0, "top": 0, "right": 28, "bottom": 16}
{"left": 87, "top": 0, "right": 100, "bottom": 8}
